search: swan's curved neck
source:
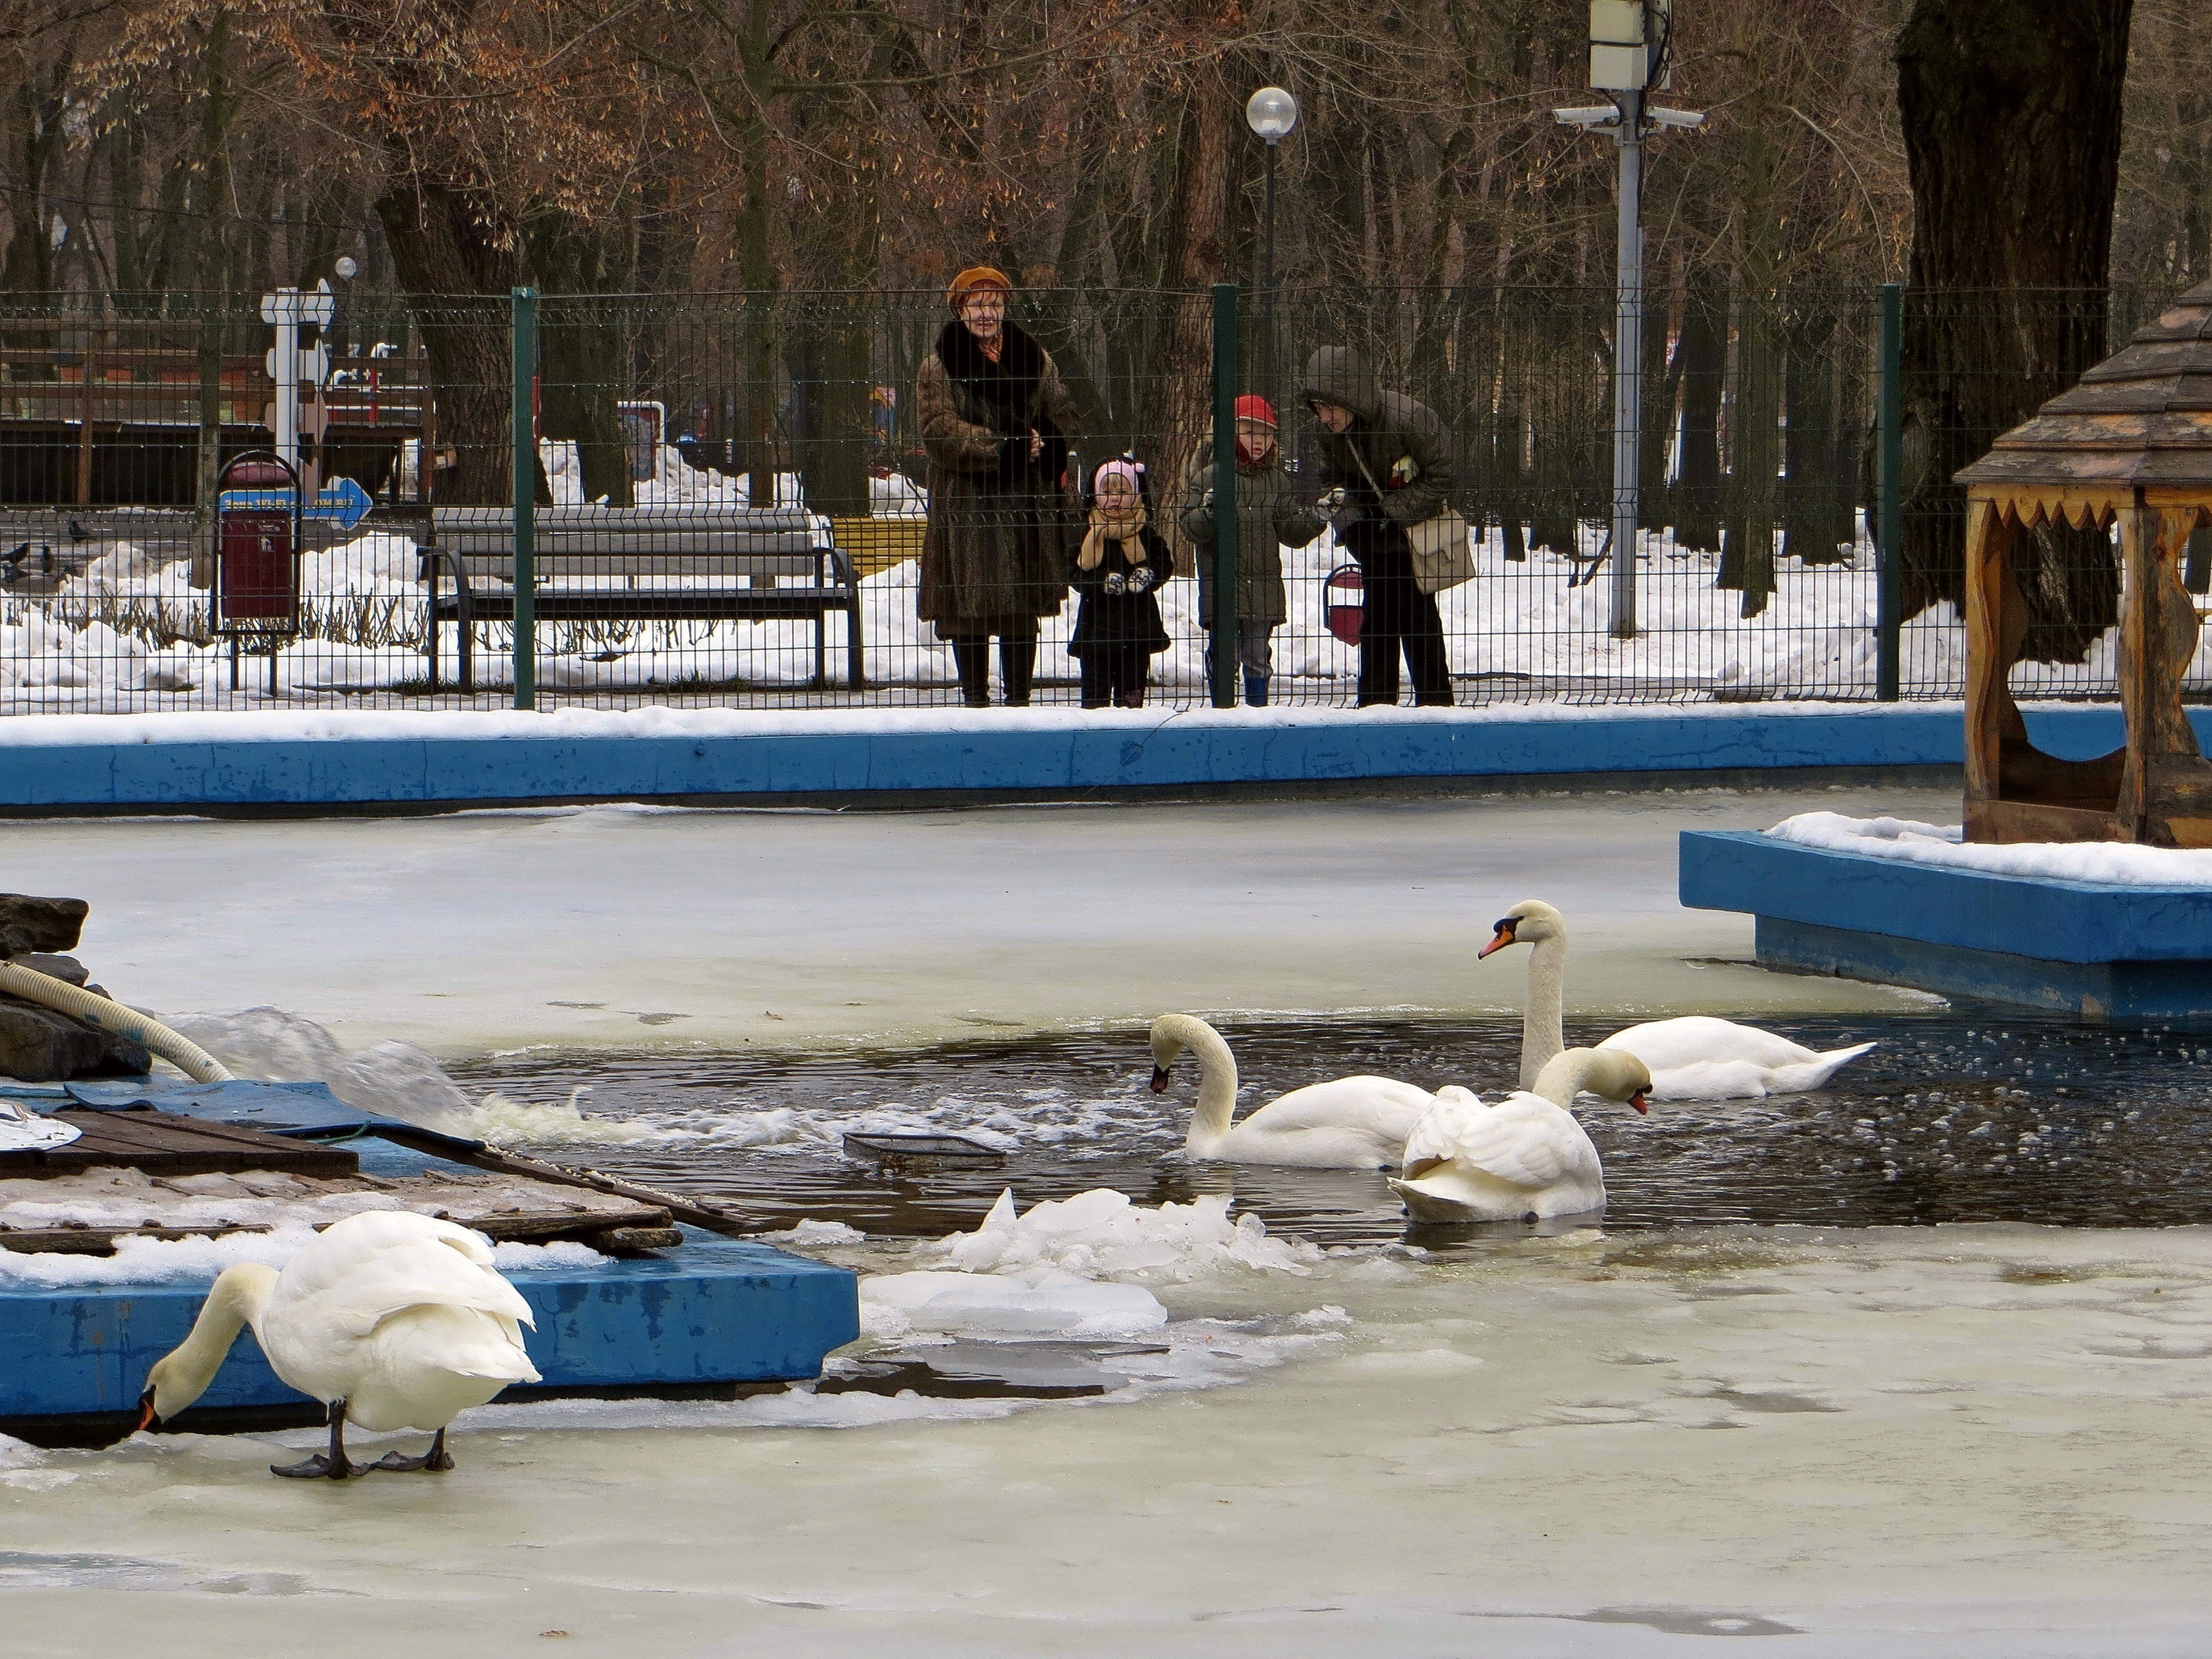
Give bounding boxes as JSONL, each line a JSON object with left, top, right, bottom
{"left": 153, "top": 1263, "right": 276, "bottom": 1418}
{"left": 1520, "top": 935, "right": 1567, "bottom": 1089}
{"left": 1530, "top": 1048, "right": 1595, "bottom": 1108}
{"left": 1176, "top": 1020, "right": 1240, "bottom": 1156}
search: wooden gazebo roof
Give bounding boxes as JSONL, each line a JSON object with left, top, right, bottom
{"left": 1957, "top": 276, "right": 2212, "bottom": 513}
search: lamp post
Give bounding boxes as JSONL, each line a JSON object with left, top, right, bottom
{"left": 1245, "top": 86, "right": 1297, "bottom": 390}
{"left": 1554, "top": 1, "right": 1702, "bottom": 640}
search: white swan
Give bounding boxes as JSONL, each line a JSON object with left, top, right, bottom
{"left": 136, "top": 1209, "right": 542, "bottom": 1479}
{"left": 1149, "top": 1013, "right": 1439, "bottom": 1168}
{"left": 1388, "top": 1047, "right": 1651, "bottom": 1223}
{"left": 1483, "top": 899, "right": 1876, "bottom": 1100}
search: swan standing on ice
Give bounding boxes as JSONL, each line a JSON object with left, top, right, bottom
{"left": 1388, "top": 1047, "right": 1651, "bottom": 1222}
{"left": 136, "top": 1210, "right": 541, "bottom": 1480}
{"left": 1481, "top": 899, "right": 1876, "bottom": 1099}
{"left": 1149, "top": 1014, "right": 1439, "bottom": 1168}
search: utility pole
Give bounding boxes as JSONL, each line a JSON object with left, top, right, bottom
{"left": 1555, "top": 1, "right": 1703, "bottom": 640}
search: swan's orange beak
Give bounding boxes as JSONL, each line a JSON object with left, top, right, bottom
{"left": 134, "top": 1391, "right": 158, "bottom": 1434}
{"left": 1477, "top": 918, "right": 1518, "bottom": 959}
{"left": 1149, "top": 1066, "right": 1171, "bottom": 1093}
{"left": 1628, "top": 1090, "right": 1650, "bottom": 1115}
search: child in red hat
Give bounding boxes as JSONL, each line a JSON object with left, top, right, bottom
{"left": 1178, "top": 395, "right": 1325, "bottom": 706}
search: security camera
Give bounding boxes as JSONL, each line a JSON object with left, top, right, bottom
{"left": 1553, "top": 105, "right": 1621, "bottom": 130}
{"left": 1647, "top": 106, "right": 1706, "bottom": 130}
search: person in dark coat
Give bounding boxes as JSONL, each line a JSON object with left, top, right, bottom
{"left": 1298, "top": 345, "right": 1457, "bottom": 706}
{"left": 917, "top": 267, "right": 1078, "bottom": 706}
{"left": 1067, "top": 458, "right": 1172, "bottom": 708}
{"left": 1178, "top": 395, "right": 1322, "bottom": 707}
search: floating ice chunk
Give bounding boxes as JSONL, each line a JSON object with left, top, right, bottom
{"left": 860, "top": 1270, "right": 1167, "bottom": 1341}
{"left": 924, "top": 1187, "right": 1319, "bottom": 1284}
{"left": 766, "top": 1218, "right": 867, "bottom": 1246}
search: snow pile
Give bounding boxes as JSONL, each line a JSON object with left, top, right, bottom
{"left": 928, "top": 1187, "right": 1318, "bottom": 1284}
{"left": 0, "top": 1224, "right": 600, "bottom": 1288}
{"left": 159, "top": 1005, "right": 659, "bottom": 1146}
{"left": 1768, "top": 811, "right": 2212, "bottom": 888}
{"left": 858, "top": 1188, "right": 1319, "bottom": 1342}
{"left": 860, "top": 1270, "right": 1168, "bottom": 1341}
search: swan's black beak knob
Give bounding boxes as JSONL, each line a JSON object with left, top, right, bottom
{"left": 1477, "top": 918, "right": 1518, "bottom": 959}
{"left": 1149, "top": 1066, "right": 1170, "bottom": 1093}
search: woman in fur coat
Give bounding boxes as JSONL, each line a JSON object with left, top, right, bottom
{"left": 917, "top": 267, "right": 1079, "bottom": 706}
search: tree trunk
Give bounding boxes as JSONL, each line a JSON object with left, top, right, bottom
{"left": 528, "top": 215, "right": 638, "bottom": 510}
{"left": 1718, "top": 292, "right": 1779, "bottom": 616}
{"left": 373, "top": 178, "right": 525, "bottom": 507}
{"left": 1140, "top": 53, "right": 1239, "bottom": 533}
{"left": 1895, "top": 0, "right": 2134, "bottom": 661}
{"left": 1673, "top": 276, "right": 1726, "bottom": 551}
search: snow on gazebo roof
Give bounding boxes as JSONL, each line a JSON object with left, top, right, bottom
{"left": 1956, "top": 276, "right": 2212, "bottom": 507}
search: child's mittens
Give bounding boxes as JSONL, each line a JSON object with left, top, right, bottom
{"left": 1129, "top": 566, "right": 1156, "bottom": 594}
{"left": 1102, "top": 570, "right": 1128, "bottom": 596}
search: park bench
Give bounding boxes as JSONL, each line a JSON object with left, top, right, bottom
{"left": 420, "top": 505, "right": 864, "bottom": 691}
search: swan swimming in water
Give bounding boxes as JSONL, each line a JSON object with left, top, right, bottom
{"left": 1388, "top": 1046, "right": 1651, "bottom": 1223}
{"left": 1148, "top": 1013, "right": 1439, "bottom": 1168}
{"left": 1482, "top": 899, "right": 1876, "bottom": 1099}
{"left": 136, "top": 1209, "right": 541, "bottom": 1479}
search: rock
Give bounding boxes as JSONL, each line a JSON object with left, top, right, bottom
{"left": 0, "top": 997, "right": 151, "bottom": 1082}
{"left": 14, "top": 954, "right": 88, "bottom": 986}
{"left": 0, "top": 895, "right": 88, "bottom": 958}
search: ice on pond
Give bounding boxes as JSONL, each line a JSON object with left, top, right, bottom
{"left": 860, "top": 1270, "right": 1169, "bottom": 1340}
{"left": 0, "top": 1224, "right": 602, "bottom": 1288}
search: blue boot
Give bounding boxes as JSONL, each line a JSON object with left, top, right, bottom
{"left": 1243, "top": 671, "right": 1269, "bottom": 708}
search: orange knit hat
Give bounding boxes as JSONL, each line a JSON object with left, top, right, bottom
{"left": 946, "top": 266, "right": 1012, "bottom": 307}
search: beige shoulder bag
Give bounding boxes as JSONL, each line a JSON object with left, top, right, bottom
{"left": 1345, "top": 441, "right": 1475, "bottom": 595}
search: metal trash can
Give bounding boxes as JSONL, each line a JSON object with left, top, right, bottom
{"left": 213, "top": 452, "right": 303, "bottom": 695}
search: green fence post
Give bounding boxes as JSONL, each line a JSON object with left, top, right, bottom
{"left": 1876, "top": 282, "right": 1903, "bottom": 702}
{"left": 1211, "top": 283, "right": 1240, "bottom": 710}
{"left": 512, "top": 286, "right": 538, "bottom": 711}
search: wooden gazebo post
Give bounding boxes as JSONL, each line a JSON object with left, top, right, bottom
{"left": 1955, "top": 279, "right": 2212, "bottom": 848}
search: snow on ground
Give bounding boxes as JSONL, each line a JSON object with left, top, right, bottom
{"left": 0, "top": 454, "right": 2138, "bottom": 711}
{"left": 1771, "top": 810, "right": 2212, "bottom": 887}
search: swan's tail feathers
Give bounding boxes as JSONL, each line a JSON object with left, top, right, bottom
{"left": 1769, "top": 1041, "right": 1878, "bottom": 1094}
{"left": 1388, "top": 1176, "right": 1487, "bottom": 1225}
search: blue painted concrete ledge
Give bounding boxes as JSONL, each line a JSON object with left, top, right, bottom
{"left": 0, "top": 700, "right": 2197, "bottom": 814}
{"left": 1681, "top": 828, "right": 2212, "bottom": 1019}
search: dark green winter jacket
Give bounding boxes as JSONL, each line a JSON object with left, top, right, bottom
{"left": 1177, "top": 450, "right": 1319, "bottom": 628}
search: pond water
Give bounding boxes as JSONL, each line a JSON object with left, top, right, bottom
{"left": 457, "top": 1006, "right": 2212, "bottom": 1243}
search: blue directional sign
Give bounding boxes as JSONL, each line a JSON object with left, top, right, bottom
{"left": 216, "top": 476, "right": 374, "bottom": 532}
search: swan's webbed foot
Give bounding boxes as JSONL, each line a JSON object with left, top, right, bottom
{"left": 367, "top": 1429, "right": 453, "bottom": 1474}
{"left": 269, "top": 1450, "right": 368, "bottom": 1480}
{"left": 271, "top": 1399, "right": 366, "bottom": 1479}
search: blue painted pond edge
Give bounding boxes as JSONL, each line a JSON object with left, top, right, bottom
{"left": 1679, "top": 828, "right": 2212, "bottom": 1019}
{"left": 0, "top": 700, "right": 2193, "bottom": 814}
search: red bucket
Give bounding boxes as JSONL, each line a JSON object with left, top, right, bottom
{"left": 1325, "top": 564, "right": 1364, "bottom": 647}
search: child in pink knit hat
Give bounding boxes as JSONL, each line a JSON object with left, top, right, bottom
{"left": 1067, "top": 458, "right": 1173, "bottom": 708}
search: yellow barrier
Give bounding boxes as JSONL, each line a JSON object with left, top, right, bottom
{"left": 831, "top": 516, "right": 927, "bottom": 578}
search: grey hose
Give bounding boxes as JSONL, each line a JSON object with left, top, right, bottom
{"left": 0, "top": 962, "right": 235, "bottom": 1083}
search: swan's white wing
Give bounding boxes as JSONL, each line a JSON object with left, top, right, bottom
{"left": 272, "top": 1211, "right": 534, "bottom": 1341}
{"left": 1599, "top": 1016, "right": 1819, "bottom": 1072}
{"left": 1243, "top": 1076, "right": 1437, "bottom": 1140}
{"left": 1401, "top": 1087, "right": 1487, "bottom": 1172}
{"left": 1415, "top": 1093, "right": 1598, "bottom": 1190}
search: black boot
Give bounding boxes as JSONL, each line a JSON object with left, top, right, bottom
{"left": 1000, "top": 635, "right": 1036, "bottom": 707}
{"left": 950, "top": 638, "right": 990, "bottom": 707}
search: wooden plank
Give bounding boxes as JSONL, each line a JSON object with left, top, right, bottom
{"left": 1962, "top": 498, "right": 2010, "bottom": 816}
{"left": 0, "top": 1111, "right": 358, "bottom": 1179}
{"left": 1968, "top": 799, "right": 2130, "bottom": 845}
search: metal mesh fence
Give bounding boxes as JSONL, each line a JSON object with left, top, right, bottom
{"left": 0, "top": 283, "right": 2178, "bottom": 715}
